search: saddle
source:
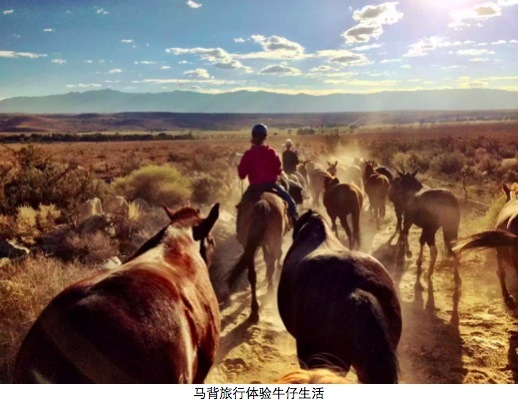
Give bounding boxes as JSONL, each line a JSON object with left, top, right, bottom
{"left": 240, "top": 185, "right": 280, "bottom": 204}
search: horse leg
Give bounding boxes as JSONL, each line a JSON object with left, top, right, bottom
{"left": 339, "top": 215, "right": 353, "bottom": 249}
{"left": 248, "top": 261, "right": 259, "bottom": 322}
{"left": 497, "top": 248, "right": 515, "bottom": 309}
{"left": 330, "top": 215, "right": 339, "bottom": 239}
{"left": 262, "top": 244, "right": 276, "bottom": 294}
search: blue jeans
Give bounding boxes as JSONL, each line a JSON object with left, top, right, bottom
{"left": 246, "top": 182, "right": 298, "bottom": 217}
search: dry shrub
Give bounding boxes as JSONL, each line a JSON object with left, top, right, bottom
{"left": 0, "top": 255, "right": 93, "bottom": 383}
{"left": 16, "top": 206, "right": 38, "bottom": 242}
{"left": 63, "top": 231, "right": 119, "bottom": 264}
{"left": 430, "top": 151, "right": 465, "bottom": 176}
{"left": 391, "top": 151, "right": 429, "bottom": 173}
{"left": 190, "top": 175, "right": 226, "bottom": 206}
{"left": 36, "top": 204, "right": 61, "bottom": 232}
{"left": 0, "top": 214, "right": 16, "bottom": 238}
{"left": 114, "top": 165, "right": 191, "bottom": 207}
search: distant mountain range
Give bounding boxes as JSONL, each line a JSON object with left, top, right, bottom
{"left": 1, "top": 88, "right": 517, "bottom": 114}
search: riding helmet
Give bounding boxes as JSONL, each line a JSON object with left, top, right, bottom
{"left": 251, "top": 124, "right": 268, "bottom": 141}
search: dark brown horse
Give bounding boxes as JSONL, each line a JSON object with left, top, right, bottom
{"left": 278, "top": 210, "right": 402, "bottom": 383}
{"left": 14, "top": 204, "right": 221, "bottom": 384}
{"left": 388, "top": 171, "right": 405, "bottom": 233}
{"left": 363, "top": 161, "right": 389, "bottom": 227}
{"left": 454, "top": 184, "right": 518, "bottom": 308}
{"left": 323, "top": 175, "right": 363, "bottom": 250}
{"left": 396, "top": 171, "right": 461, "bottom": 284}
{"left": 228, "top": 192, "right": 290, "bottom": 322}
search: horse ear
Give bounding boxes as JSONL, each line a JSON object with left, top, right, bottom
{"left": 502, "top": 184, "right": 511, "bottom": 201}
{"left": 327, "top": 161, "right": 331, "bottom": 167}
{"left": 334, "top": 161, "right": 338, "bottom": 167}
{"left": 163, "top": 204, "right": 176, "bottom": 220}
{"left": 194, "top": 203, "right": 220, "bottom": 240}
{"left": 396, "top": 169, "right": 404, "bottom": 177}
{"left": 412, "top": 168, "right": 419, "bottom": 177}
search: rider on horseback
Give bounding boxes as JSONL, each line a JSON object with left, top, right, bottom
{"left": 238, "top": 124, "right": 299, "bottom": 223}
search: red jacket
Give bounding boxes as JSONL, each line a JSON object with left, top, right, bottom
{"left": 238, "top": 144, "right": 282, "bottom": 184}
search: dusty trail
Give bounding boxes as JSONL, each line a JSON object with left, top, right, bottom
{"left": 207, "top": 204, "right": 518, "bottom": 384}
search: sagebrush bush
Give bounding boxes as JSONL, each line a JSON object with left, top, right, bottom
{"left": 63, "top": 231, "right": 118, "bottom": 264}
{"left": 0, "top": 255, "right": 92, "bottom": 383}
{"left": 114, "top": 164, "right": 191, "bottom": 207}
{"left": 190, "top": 175, "right": 226, "bottom": 205}
{"left": 430, "top": 151, "right": 465, "bottom": 176}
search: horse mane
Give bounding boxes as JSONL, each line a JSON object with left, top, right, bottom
{"left": 167, "top": 207, "right": 202, "bottom": 226}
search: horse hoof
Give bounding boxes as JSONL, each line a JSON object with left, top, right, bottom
{"left": 505, "top": 296, "right": 516, "bottom": 310}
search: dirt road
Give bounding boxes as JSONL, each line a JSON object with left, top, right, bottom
{"left": 207, "top": 204, "right": 518, "bottom": 384}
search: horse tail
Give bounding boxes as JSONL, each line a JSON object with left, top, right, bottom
{"left": 454, "top": 230, "right": 518, "bottom": 254}
{"left": 227, "top": 200, "right": 269, "bottom": 289}
{"left": 350, "top": 290, "right": 399, "bottom": 384}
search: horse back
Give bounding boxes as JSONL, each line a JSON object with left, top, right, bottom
{"left": 279, "top": 251, "right": 401, "bottom": 348}
{"left": 412, "top": 189, "right": 460, "bottom": 228}
{"left": 14, "top": 262, "right": 220, "bottom": 384}
{"left": 323, "top": 183, "right": 362, "bottom": 216}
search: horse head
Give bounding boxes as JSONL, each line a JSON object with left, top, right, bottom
{"left": 131, "top": 203, "right": 220, "bottom": 268}
{"left": 326, "top": 161, "right": 338, "bottom": 176}
{"left": 398, "top": 169, "right": 423, "bottom": 205}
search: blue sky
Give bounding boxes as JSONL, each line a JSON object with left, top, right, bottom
{"left": 1, "top": 0, "right": 517, "bottom": 99}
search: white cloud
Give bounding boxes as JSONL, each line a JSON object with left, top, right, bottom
{"left": 342, "top": 24, "right": 383, "bottom": 43}
{"left": 121, "top": 39, "right": 134, "bottom": 44}
{"left": 343, "top": 2, "right": 403, "bottom": 43}
{"left": 380, "top": 58, "right": 402, "bottom": 63}
{"left": 3, "top": 9, "right": 14, "bottom": 15}
{"left": 43, "top": 28, "right": 54, "bottom": 32}
{"left": 234, "top": 38, "right": 245, "bottom": 43}
{"left": 186, "top": 1, "right": 202, "bottom": 8}
{"left": 161, "top": 65, "right": 171, "bottom": 69}
{"left": 403, "top": 36, "right": 459, "bottom": 57}
{"left": 316, "top": 50, "right": 370, "bottom": 66}
{"left": 252, "top": 35, "right": 304, "bottom": 54}
{"left": 108, "top": 69, "right": 123, "bottom": 73}
{"left": 184, "top": 68, "right": 211, "bottom": 79}
{"left": 85, "top": 60, "right": 94, "bottom": 63}
{"left": 0, "top": 50, "right": 46, "bottom": 58}
{"left": 259, "top": 65, "right": 301, "bottom": 75}
{"left": 490, "top": 40, "right": 507, "bottom": 45}
{"left": 353, "top": 43, "right": 383, "bottom": 51}
{"left": 133, "top": 78, "right": 239, "bottom": 86}
{"left": 469, "top": 58, "right": 491, "bottom": 62}
{"left": 449, "top": 3, "right": 502, "bottom": 29}
{"left": 134, "top": 60, "right": 156, "bottom": 65}
{"left": 51, "top": 59, "right": 66, "bottom": 64}
{"left": 498, "top": 0, "right": 518, "bottom": 5}
{"left": 66, "top": 83, "right": 102, "bottom": 88}
{"left": 457, "top": 48, "right": 495, "bottom": 56}
{"left": 166, "top": 46, "right": 252, "bottom": 70}
{"left": 95, "top": 7, "right": 109, "bottom": 15}
{"left": 309, "top": 65, "right": 338, "bottom": 73}
{"left": 104, "top": 80, "right": 120, "bottom": 84}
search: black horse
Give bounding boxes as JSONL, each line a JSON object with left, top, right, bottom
{"left": 396, "top": 170, "right": 461, "bottom": 284}
{"left": 278, "top": 210, "right": 402, "bottom": 383}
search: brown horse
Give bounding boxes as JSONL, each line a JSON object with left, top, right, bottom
{"left": 454, "top": 184, "right": 518, "bottom": 308}
{"left": 323, "top": 175, "right": 363, "bottom": 250}
{"left": 278, "top": 210, "right": 402, "bottom": 383}
{"left": 227, "top": 192, "right": 290, "bottom": 322}
{"left": 363, "top": 161, "right": 389, "bottom": 227}
{"left": 14, "top": 204, "right": 221, "bottom": 384}
{"left": 396, "top": 171, "right": 461, "bottom": 284}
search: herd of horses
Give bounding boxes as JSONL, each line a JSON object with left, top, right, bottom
{"left": 11, "top": 155, "right": 518, "bottom": 384}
